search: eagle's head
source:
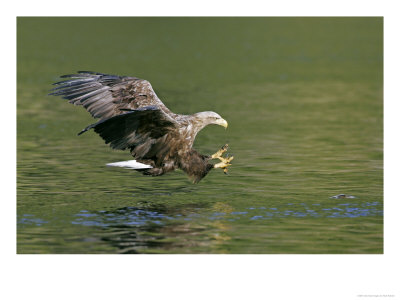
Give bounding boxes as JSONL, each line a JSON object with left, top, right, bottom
{"left": 194, "top": 111, "right": 228, "bottom": 129}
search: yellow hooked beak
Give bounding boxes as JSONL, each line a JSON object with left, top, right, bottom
{"left": 216, "top": 118, "right": 228, "bottom": 129}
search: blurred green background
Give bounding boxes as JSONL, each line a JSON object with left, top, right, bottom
{"left": 17, "top": 17, "right": 383, "bottom": 253}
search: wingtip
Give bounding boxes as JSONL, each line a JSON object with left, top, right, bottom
{"left": 77, "top": 122, "right": 98, "bottom": 135}
{"left": 77, "top": 128, "right": 87, "bottom": 136}
{"left": 58, "top": 71, "right": 98, "bottom": 79}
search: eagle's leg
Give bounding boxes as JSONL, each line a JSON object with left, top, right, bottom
{"left": 211, "top": 144, "right": 234, "bottom": 174}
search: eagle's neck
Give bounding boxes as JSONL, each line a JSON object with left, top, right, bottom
{"left": 181, "top": 116, "right": 212, "bottom": 147}
{"left": 191, "top": 118, "right": 211, "bottom": 134}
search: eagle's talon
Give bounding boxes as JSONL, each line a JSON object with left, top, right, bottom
{"left": 212, "top": 144, "right": 233, "bottom": 173}
{"left": 213, "top": 155, "right": 234, "bottom": 173}
{"left": 211, "top": 144, "right": 229, "bottom": 159}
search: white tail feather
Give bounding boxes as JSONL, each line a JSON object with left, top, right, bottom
{"left": 106, "top": 160, "right": 152, "bottom": 169}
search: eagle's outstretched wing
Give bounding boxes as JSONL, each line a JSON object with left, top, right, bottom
{"left": 78, "top": 106, "right": 179, "bottom": 164}
{"left": 49, "top": 71, "right": 171, "bottom": 120}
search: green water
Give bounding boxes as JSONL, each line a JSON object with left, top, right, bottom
{"left": 17, "top": 17, "right": 383, "bottom": 254}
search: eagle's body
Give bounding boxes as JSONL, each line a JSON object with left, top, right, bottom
{"left": 50, "top": 71, "right": 233, "bottom": 183}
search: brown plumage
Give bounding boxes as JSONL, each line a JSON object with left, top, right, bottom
{"left": 50, "top": 71, "right": 233, "bottom": 183}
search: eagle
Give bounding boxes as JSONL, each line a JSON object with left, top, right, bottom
{"left": 49, "top": 71, "right": 233, "bottom": 183}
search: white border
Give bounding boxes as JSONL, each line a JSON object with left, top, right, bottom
{"left": 4, "top": 1, "right": 399, "bottom": 300}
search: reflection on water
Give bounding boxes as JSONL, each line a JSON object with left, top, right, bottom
{"left": 72, "top": 206, "right": 214, "bottom": 254}
{"left": 73, "top": 207, "right": 171, "bottom": 227}
{"left": 71, "top": 202, "right": 383, "bottom": 227}
{"left": 19, "top": 200, "right": 382, "bottom": 230}
{"left": 70, "top": 201, "right": 383, "bottom": 229}
{"left": 17, "top": 199, "right": 383, "bottom": 254}
{"left": 73, "top": 207, "right": 170, "bottom": 254}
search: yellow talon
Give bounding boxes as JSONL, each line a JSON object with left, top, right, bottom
{"left": 211, "top": 144, "right": 234, "bottom": 173}
{"left": 211, "top": 143, "right": 228, "bottom": 159}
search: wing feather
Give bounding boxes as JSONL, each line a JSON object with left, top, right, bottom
{"left": 79, "top": 106, "right": 179, "bottom": 161}
{"left": 49, "top": 71, "right": 171, "bottom": 120}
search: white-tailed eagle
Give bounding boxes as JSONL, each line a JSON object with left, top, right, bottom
{"left": 50, "top": 71, "right": 233, "bottom": 183}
